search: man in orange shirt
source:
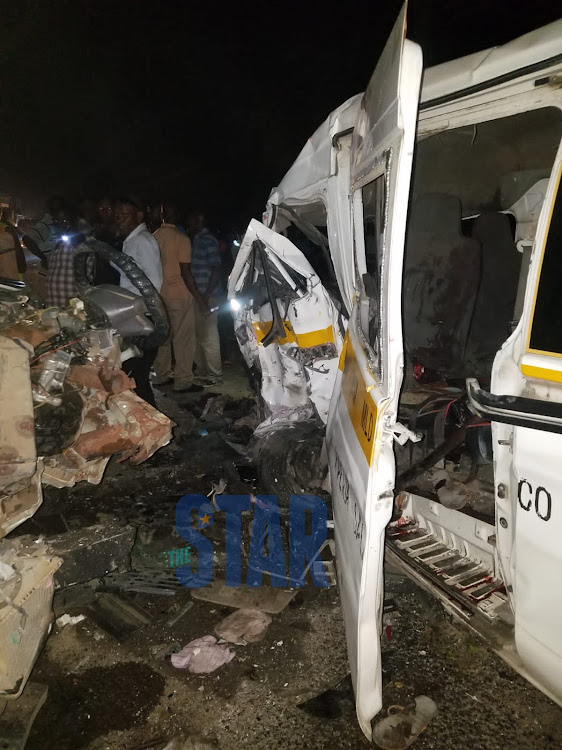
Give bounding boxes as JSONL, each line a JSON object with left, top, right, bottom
{"left": 152, "top": 202, "right": 206, "bottom": 392}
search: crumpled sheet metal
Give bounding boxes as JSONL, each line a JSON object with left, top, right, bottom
{"left": 66, "top": 363, "right": 136, "bottom": 395}
{"left": 229, "top": 220, "right": 344, "bottom": 433}
{"left": 0, "top": 538, "right": 62, "bottom": 697}
{"left": 42, "top": 389, "right": 173, "bottom": 487}
{"left": 107, "top": 391, "right": 173, "bottom": 464}
{"left": 2, "top": 302, "right": 173, "bottom": 492}
{"left": 42, "top": 454, "right": 110, "bottom": 489}
{"left": 1, "top": 320, "right": 59, "bottom": 349}
{"left": 0, "top": 462, "right": 43, "bottom": 538}
{"left": 0, "top": 336, "right": 37, "bottom": 497}
{"left": 41, "top": 357, "right": 173, "bottom": 488}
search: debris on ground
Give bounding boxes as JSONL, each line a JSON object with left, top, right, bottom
{"left": 234, "top": 463, "right": 258, "bottom": 484}
{"left": 207, "top": 478, "right": 228, "bottom": 508}
{"left": 167, "top": 600, "right": 194, "bottom": 627}
{"left": 151, "top": 641, "right": 182, "bottom": 660}
{"left": 171, "top": 635, "right": 236, "bottom": 673}
{"left": 297, "top": 674, "right": 354, "bottom": 720}
{"left": 53, "top": 581, "right": 97, "bottom": 616}
{"left": 207, "top": 477, "right": 228, "bottom": 496}
{"left": 48, "top": 521, "right": 136, "bottom": 587}
{"left": 372, "top": 696, "right": 438, "bottom": 749}
{"left": 85, "top": 592, "right": 152, "bottom": 640}
{"left": 180, "top": 392, "right": 259, "bottom": 454}
{"left": 0, "top": 681, "right": 48, "bottom": 750}
{"left": 0, "top": 540, "right": 61, "bottom": 698}
{"left": 255, "top": 422, "right": 329, "bottom": 497}
{"left": 191, "top": 580, "right": 297, "bottom": 613}
{"left": 161, "top": 735, "right": 217, "bottom": 750}
{"left": 55, "top": 613, "right": 85, "bottom": 628}
{"left": 215, "top": 607, "right": 272, "bottom": 643}
{"left": 99, "top": 570, "right": 183, "bottom": 597}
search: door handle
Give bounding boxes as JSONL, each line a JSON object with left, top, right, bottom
{"left": 466, "top": 378, "right": 562, "bottom": 433}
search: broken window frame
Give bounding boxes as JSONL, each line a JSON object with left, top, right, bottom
{"left": 278, "top": 203, "right": 337, "bottom": 285}
{"left": 352, "top": 150, "right": 391, "bottom": 380}
{"left": 240, "top": 239, "right": 308, "bottom": 347}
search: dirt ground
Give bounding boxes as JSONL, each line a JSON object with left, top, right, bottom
{"left": 9, "top": 347, "right": 562, "bottom": 750}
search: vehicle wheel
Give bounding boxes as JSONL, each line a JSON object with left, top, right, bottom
{"left": 256, "top": 422, "right": 328, "bottom": 504}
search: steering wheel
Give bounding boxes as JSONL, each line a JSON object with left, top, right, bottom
{"left": 74, "top": 238, "right": 169, "bottom": 350}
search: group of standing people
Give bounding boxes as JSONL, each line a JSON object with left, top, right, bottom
{"left": 19, "top": 195, "right": 224, "bottom": 407}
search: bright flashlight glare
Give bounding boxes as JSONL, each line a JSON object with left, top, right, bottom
{"left": 233, "top": 239, "right": 240, "bottom": 247}
{"left": 61, "top": 235, "right": 69, "bottom": 242}
{"left": 230, "top": 298, "right": 241, "bottom": 312}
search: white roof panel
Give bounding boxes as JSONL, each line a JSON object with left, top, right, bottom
{"left": 268, "top": 19, "right": 562, "bottom": 205}
{"left": 421, "top": 18, "right": 562, "bottom": 104}
{"left": 268, "top": 94, "right": 361, "bottom": 207}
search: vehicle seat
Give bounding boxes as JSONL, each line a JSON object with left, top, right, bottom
{"left": 403, "top": 194, "right": 481, "bottom": 379}
{"left": 464, "top": 212, "right": 521, "bottom": 375}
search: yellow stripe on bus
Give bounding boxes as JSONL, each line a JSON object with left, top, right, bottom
{"left": 338, "top": 331, "right": 349, "bottom": 371}
{"left": 341, "top": 337, "right": 377, "bottom": 465}
{"left": 253, "top": 321, "right": 334, "bottom": 348}
{"left": 521, "top": 363, "right": 562, "bottom": 384}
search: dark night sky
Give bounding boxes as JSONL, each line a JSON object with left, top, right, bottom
{"left": 0, "top": 0, "right": 560, "bottom": 228}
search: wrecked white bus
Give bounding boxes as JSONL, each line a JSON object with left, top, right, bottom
{"left": 228, "top": 6, "right": 562, "bottom": 741}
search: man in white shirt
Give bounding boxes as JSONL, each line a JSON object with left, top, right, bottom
{"left": 114, "top": 197, "right": 164, "bottom": 406}
{"left": 115, "top": 198, "right": 163, "bottom": 293}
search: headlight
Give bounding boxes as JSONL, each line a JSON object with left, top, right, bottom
{"left": 230, "top": 298, "right": 241, "bottom": 312}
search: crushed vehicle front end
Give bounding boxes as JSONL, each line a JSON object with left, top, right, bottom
{"left": 227, "top": 97, "right": 359, "bottom": 495}
{"left": 228, "top": 220, "right": 344, "bottom": 435}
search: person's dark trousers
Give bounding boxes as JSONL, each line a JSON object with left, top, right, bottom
{"left": 123, "top": 348, "right": 158, "bottom": 407}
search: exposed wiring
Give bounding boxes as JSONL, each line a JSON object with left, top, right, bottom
{"left": 30, "top": 337, "right": 83, "bottom": 364}
{"left": 443, "top": 397, "right": 459, "bottom": 422}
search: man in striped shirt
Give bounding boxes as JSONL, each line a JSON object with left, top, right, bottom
{"left": 45, "top": 207, "right": 86, "bottom": 307}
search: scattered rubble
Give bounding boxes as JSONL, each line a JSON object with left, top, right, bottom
{"left": 171, "top": 635, "right": 236, "bottom": 674}
{"left": 297, "top": 674, "right": 354, "bottom": 720}
{"left": 0, "top": 681, "right": 48, "bottom": 750}
{"left": 99, "top": 570, "right": 183, "bottom": 597}
{"left": 167, "top": 600, "right": 194, "bottom": 627}
{"left": 0, "top": 539, "right": 61, "bottom": 697}
{"left": 191, "top": 580, "right": 297, "bottom": 614}
{"left": 55, "top": 613, "right": 85, "bottom": 628}
{"left": 215, "top": 607, "right": 272, "bottom": 643}
{"left": 372, "top": 696, "right": 438, "bottom": 750}
{"left": 85, "top": 592, "right": 152, "bottom": 641}
{"left": 48, "top": 521, "right": 136, "bottom": 587}
{"left": 0, "top": 282, "right": 173, "bottom": 711}
{"left": 161, "top": 736, "right": 217, "bottom": 750}
{"left": 151, "top": 641, "right": 182, "bottom": 660}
